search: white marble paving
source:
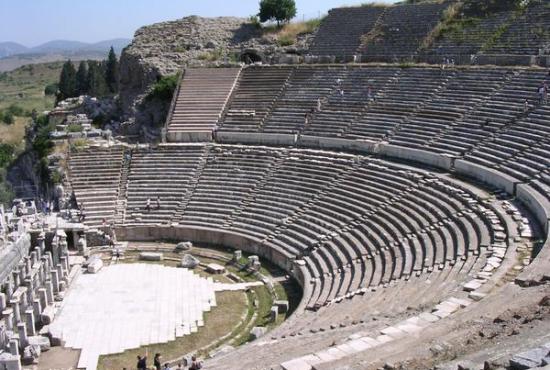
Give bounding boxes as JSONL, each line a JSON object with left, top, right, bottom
{"left": 49, "top": 264, "right": 217, "bottom": 370}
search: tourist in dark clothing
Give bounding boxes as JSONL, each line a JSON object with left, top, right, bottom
{"left": 154, "top": 353, "right": 162, "bottom": 370}
{"left": 189, "top": 355, "right": 202, "bottom": 369}
{"left": 137, "top": 354, "right": 147, "bottom": 370}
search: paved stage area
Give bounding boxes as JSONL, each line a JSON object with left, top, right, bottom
{"left": 49, "top": 263, "right": 218, "bottom": 370}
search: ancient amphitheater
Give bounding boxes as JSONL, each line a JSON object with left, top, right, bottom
{"left": 1, "top": 1, "right": 550, "bottom": 369}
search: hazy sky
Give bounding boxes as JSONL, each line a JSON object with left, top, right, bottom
{"left": 1, "top": 0, "right": 398, "bottom": 46}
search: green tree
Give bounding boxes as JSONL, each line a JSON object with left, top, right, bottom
{"left": 86, "top": 61, "right": 108, "bottom": 98}
{"left": 105, "top": 46, "right": 119, "bottom": 93}
{"left": 57, "top": 60, "right": 77, "bottom": 101}
{"left": 44, "top": 83, "right": 58, "bottom": 96}
{"left": 259, "top": 0, "right": 297, "bottom": 27}
{"left": 0, "top": 144, "right": 15, "bottom": 167}
{"left": 75, "top": 61, "right": 88, "bottom": 95}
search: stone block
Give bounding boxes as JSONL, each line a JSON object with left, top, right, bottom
{"left": 250, "top": 326, "right": 267, "bottom": 340}
{"left": 180, "top": 254, "right": 200, "bottom": 269}
{"left": 175, "top": 242, "right": 193, "bottom": 252}
{"left": 87, "top": 257, "right": 103, "bottom": 274}
{"left": 270, "top": 306, "right": 278, "bottom": 322}
{"left": 40, "top": 305, "right": 55, "bottom": 325}
{"left": 274, "top": 300, "right": 289, "bottom": 313}
{"left": 27, "top": 336, "right": 51, "bottom": 352}
{"left": 510, "top": 344, "right": 550, "bottom": 369}
{"left": 139, "top": 252, "right": 163, "bottom": 261}
{"left": 0, "top": 351, "right": 21, "bottom": 370}
{"left": 206, "top": 263, "right": 225, "bottom": 274}
{"left": 463, "top": 280, "right": 484, "bottom": 292}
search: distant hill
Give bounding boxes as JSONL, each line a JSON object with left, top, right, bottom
{"left": 0, "top": 42, "right": 28, "bottom": 58}
{"left": 0, "top": 38, "right": 131, "bottom": 71}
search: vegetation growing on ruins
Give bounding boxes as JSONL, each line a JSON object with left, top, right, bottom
{"left": 56, "top": 47, "right": 120, "bottom": 102}
{"left": 145, "top": 73, "right": 180, "bottom": 103}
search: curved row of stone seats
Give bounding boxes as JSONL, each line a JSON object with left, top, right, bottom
{"left": 428, "top": 69, "right": 549, "bottom": 155}
{"left": 287, "top": 170, "right": 495, "bottom": 307}
{"left": 220, "top": 66, "right": 292, "bottom": 131}
{"left": 423, "top": 11, "right": 514, "bottom": 58}
{"left": 302, "top": 67, "right": 399, "bottom": 136}
{"left": 230, "top": 150, "right": 353, "bottom": 240}
{"left": 343, "top": 67, "right": 449, "bottom": 142}
{"left": 386, "top": 68, "right": 510, "bottom": 149}
{"left": 484, "top": 2, "right": 550, "bottom": 55}
{"left": 358, "top": 1, "right": 451, "bottom": 62}
{"left": 262, "top": 66, "right": 345, "bottom": 134}
{"left": 179, "top": 146, "right": 276, "bottom": 227}
{"left": 68, "top": 146, "right": 125, "bottom": 227}
{"left": 308, "top": 6, "right": 385, "bottom": 58}
{"left": 125, "top": 145, "right": 206, "bottom": 225}
{"left": 91, "top": 145, "right": 504, "bottom": 310}
{"left": 166, "top": 68, "right": 240, "bottom": 140}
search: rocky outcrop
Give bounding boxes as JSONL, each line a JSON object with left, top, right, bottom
{"left": 119, "top": 16, "right": 313, "bottom": 119}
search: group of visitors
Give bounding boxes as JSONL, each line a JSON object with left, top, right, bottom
{"left": 145, "top": 196, "right": 161, "bottom": 212}
{"left": 136, "top": 352, "right": 202, "bottom": 370}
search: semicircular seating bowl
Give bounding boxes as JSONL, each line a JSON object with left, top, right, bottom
{"left": 68, "top": 144, "right": 505, "bottom": 312}
{"left": 65, "top": 63, "right": 550, "bottom": 370}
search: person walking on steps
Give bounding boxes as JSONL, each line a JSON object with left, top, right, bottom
{"left": 146, "top": 198, "right": 151, "bottom": 212}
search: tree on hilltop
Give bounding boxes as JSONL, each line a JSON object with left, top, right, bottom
{"left": 105, "top": 46, "right": 119, "bottom": 94}
{"left": 58, "top": 60, "right": 77, "bottom": 101}
{"left": 75, "top": 61, "right": 88, "bottom": 96}
{"left": 259, "top": 0, "right": 297, "bottom": 27}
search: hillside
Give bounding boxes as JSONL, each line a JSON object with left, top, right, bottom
{"left": 0, "top": 38, "right": 131, "bottom": 72}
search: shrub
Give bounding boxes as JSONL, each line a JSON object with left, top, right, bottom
{"left": 44, "top": 83, "right": 58, "bottom": 96}
{"left": 2, "top": 112, "right": 14, "bottom": 125}
{"left": 145, "top": 74, "right": 180, "bottom": 102}
{"left": 0, "top": 143, "right": 15, "bottom": 168}
{"left": 6, "top": 104, "right": 25, "bottom": 117}
{"left": 277, "top": 34, "right": 296, "bottom": 46}
{"left": 67, "top": 124, "right": 84, "bottom": 133}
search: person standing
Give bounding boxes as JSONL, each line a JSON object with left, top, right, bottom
{"left": 154, "top": 353, "right": 162, "bottom": 370}
{"left": 189, "top": 355, "right": 202, "bottom": 369}
{"left": 137, "top": 353, "right": 148, "bottom": 370}
{"left": 146, "top": 198, "right": 151, "bottom": 212}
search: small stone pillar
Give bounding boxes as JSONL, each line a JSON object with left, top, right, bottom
{"left": 30, "top": 251, "right": 38, "bottom": 267}
{"left": 37, "top": 289, "right": 48, "bottom": 309}
{"left": 0, "top": 292, "right": 6, "bottom": 311}
{"left": 10, "top": 300, "right": 21, "bottom": 323}
{"left": 44, "top": 281, "right": 54, "bottom": 304}
{"left": 6, "top": 278, "right": 14, "bottom": 301}
{"left": 9, "top": 339, "right": 19, "bottom": 356}
{"left": 24, "top": 258, "right": 32, "bottom": 276}
{"left": 12, "top": 270, "right": 20, "bottom": 288}
{"left": 51, "top": 240, "right": 59, "bottom": 266}
{"left": 77, "top": 234, "right": 88, "bottom": 255}
{"left": 46, "top": 252, "right": 54, "bottom": 272}
{"left": 270, "top": 306, "right": 278, "bottom": 322}
{"left": 60, "top": 257, "right": 69, "bottom": 278}
{"left": 56, "top": 264, "right": 64, "bottom": 281}
{"left": 50, "top": 270, "right": 59, "bottom": 295}
{"left": 17, "top": 322, "right": 28, "bottom": 348}
{"left": 32, "top": 299, "right": 42, "bottom": 323}
{"left": 24, "top": 310, "right": 36, "bottom": 336}
{"left": 37, "top": 231, "right": 46, "bottom": 253}
{"left": 233, "top": 250, "right": 242, "bottom": 261}
{"left": 3, "top": 308, "right": 14, "bottom": 330}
